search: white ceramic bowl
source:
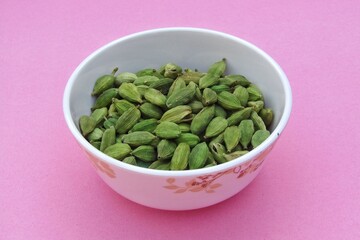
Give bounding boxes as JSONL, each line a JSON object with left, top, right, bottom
{"left": 63, "top": 27, "right": 292, "bottom": 210}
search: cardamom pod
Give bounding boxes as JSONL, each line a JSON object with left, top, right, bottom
{"left": 103, "top": 143, "right": 131, "bottom": 160}
{"left": 175, "top": 133, "right": 200, "bottom": 147}
{"left": 136, "top": 68, "right": 157, "bottom": 77}
{"left": 87, "top": 128, "right": 103, "bottom": 142}
{"left": 115, "top": 106, "right": 141, "bottom": 134}
{"left": 224, "top": 126, "right": 241, "bottom": 152}
{"left": 148, "top": 78, "right": 173, "bottom": 94}
{"left": 247, "top": 100, "right": 264, "bottom": 113}
{"left": 121, "top": 131, "right": 157, "bottom": 146}
{"left": 136, "top": 85, "right": 150, "bottom": 97}
{"left": 160, "top": 105, "right": 192, "bottom": 123}
{"left": 233, "top": 85, "right": 249, "bottom": 106}
{"left": 167, "top": 78, "right": 186, "bottom": 97}
{"left": 207, "top": 58, "right": 226, "bottom": 77}
{"left": 115, "top": 72, "right": 137, "bottom": 86}
{"left": 226, "top": 107, "right": 252, "bottom": 126}
{"left": 144, "top": 88, "right": 167, "bottom": 108}
{"left": 112, "top": 98, "right": 136, "bottom": 115}
{"left": 170, "top": 143, "right": 190, "bottom": 170}
{"left": 210, "top": 84, "right": 230, "bottom": 94}
{"left": 190, "top": 105, "right": 215, "bottom": 135}
{"left": 247, "top": 84, "right": 263, "bottom": 101}
{"left": 100, "top": 126, "right": 116, "bottom": 152}
{"left": 250, "top": 111, "right": 267, "bottom": 131}
{"left": 79, "top": 115, "right": 96, "bottom": 136}
{"left": 118, "top": 83, "right": 143, "bottom": 103}
{"left": 139, "top": 102, "right": 163, "bottom": 119}
{"left": 163, "top": 63, "right": 182, "bottom": 79}
{"left": 149, "top": 160, "right": 171, "bottom": 170}
{"left": 176, "top": 71, "right": 205, "bottom": 84}
{"left": 122, "top": 156, "right": 137, "bottom": 166}
{"left": 210, "top": 143, "right": 227, "bottom": 164}
{"left": 90, "top": 107, "right": 107, "bottom": 125}
{"left": 214, "top": 104, "right": 227, "bottom": 118}
{"left": 157, "top": 139, "right": 177, "bottom": 160}
{"left": 259, "top": 108, "right": 274, "bottom": 127}
{"left": 204, "top": 116, "right": 228, "bottom": 139}
{"left": 223, "top": 150, "right": 249, "bottom": 161}
{"left": 103, "top": 117, "right": 117, "bottom": 129}
{"left": 221, "top": 75, "right": 251, "bottom": 87}
{"left": 131, "top": 145, "right": 156, "bottom": 162}
{"left": 91, "top": 67, "right": 118, "bottom": 96}
{"left": 189, "top": 142, "right": 209, "bottom": 169}
{"left": 131, "top": 118, "right": 158, "bottom": 133}
{"left": 239, "top": 119, "right": 255, "bottom": 149}
{"left": 217, "top": 91, "right": 243, "bottom": 110}
{"left": 178, "top": 123, "right": 191, "bottom": 133}
{"left": 133, "top": 75, "right": 160, "bottom": 86}
{"left": 199, "top": 74, "right": 220, "bottom": 89}
{"left": 202, "top": 88, "right": 218, "bottom": 106}
{"left": 91, "top": 88, "right": 118, "bottom": 110}
{"left": 154, "top": 121, "right": 181, "bottom": 139}
{"left": 251, "top": 130, "right": 270, "bottom": 148}
{"left": 166, "top": 84, "right": 196, "bottom": 108}
{"left": 188, "top": 100, "right": 204, "bottom": 113}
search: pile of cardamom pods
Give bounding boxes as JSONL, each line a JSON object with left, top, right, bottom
{"left": 79, "top": 59, "right": 274, "bottom": 170}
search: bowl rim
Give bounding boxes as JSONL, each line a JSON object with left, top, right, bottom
{"left": 63, "top": 27, "right": 292, "bottom": 177}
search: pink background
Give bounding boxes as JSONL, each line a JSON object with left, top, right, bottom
{"left": 1, "top": 0, "right": 359, "bottom": 239}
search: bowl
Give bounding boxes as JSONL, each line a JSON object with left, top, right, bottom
{"left": 63, "top": 27, "right": 292, "bottom": 210}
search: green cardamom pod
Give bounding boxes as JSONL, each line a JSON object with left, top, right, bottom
{"left": 175, "top": 133, "right": 200, "bottom": 147}
{"left": 224, "top": 126, "right": 241, "bottom": 152}
{"left": 223, "top": 150, "right": 249, "bottom": 161}
{"left": 160, "top": 105, "right": 192, "bottom": 123}
{"left": 214, "top": 104, "right": 227, "bottom": 118}
{"left": 103, "top": 143, "right": 131, "bottom": 160}
{"left": 220, "top": 75, "right": 251, "bottom": 87}
{"left": 136, "top": 68, "right": 157, "bottom": 77}
{"left": 208, "top": 132, "right": 224, "bottom": 149}
{"left": 115, "top": 72, "right": 137, "bottom": 86}
{"left": 148, "top": 78, "right": 173, "bottom": 94}
{"left": 250, "top": 111, "right": 267, "bottom": 131}
{"left": 136, "top": 85, "right": 150, "bottom": 97}
{"left": 149, "top": 160, "right": 171, "bottom": 170}
{"left": 259, "top": 108, "right": 274, "bottom": 127}
{"left": 144, "top": 88, "right": 167, "bottom": 108}
{"left": 199, "top": 74, "right": 220, "bottom": 89}
{"left": 226, "top": 107, "right": 253, "bottom": 126}
{"left": 131, "top": 118, "right": 158, "bottom": 133}
{"left": 202, "top": 88, "right": 218, "bottom": 106}
{"left": 247, "top": 84, "right": 264, "bottom": 101}
{"left": 112, "top": 98, "right": 136, "bottom": 115}
{"left": 163, "top": 63, "right": 182, "bottom": 79}
{"left": 170, "top": 143, "right": 190, "bottom": 170}
{"left": 207, "top": 58, "right": 226, "bottom": 77}
{"left": 87, "top": 128, "right": 103, "bottom": 142}
{"left": 115, "top": 106, "right": 141, "bottom": 134}
{"left": 188, "top": 100, "right": 204, "bottom": 113}
{"left": 90, "top": 141, "right": 101, "bottom": 150}
{"left": 251, "top": 130, "right": 270, "bottom": 148}
{"left": 210, "top": 84, "right": 231, "bottom": 94}
{"left": 178, "top": 123, "right": 191, "bottom": 133}
{"left": 107, "top": 103, "right": 118, "bottom": 117}
{"left": 210, "top": 142, "right": 227, "bottom": 164}
{"left": 233, "top": 85, "right": 249, "bottom": 106}
{"left": 133, "top": 75, "right": 160, "bottom": 86}
{"left": 176, "top": 71, "right": 205, "bottom": 84}
{"left": 190, "top": 105, "right": 215, "bottom": 135}
{"left": 139, "top": 102, "right": 163, "bottom": 119}
{"left": 103, "top": 117, "right": 117, "bottom": 129}
{"left": 189, "top": 142, "right": 209, "bottom": 169}
{"left": 121, "top": 131, "right": 157, "bottom": 146}
{"left": 91, "top": 88, "right": 118, "bottom": 111}
{"left": 217, "top": 91, "right": 243, "bottom": 110}
{"left": 239, "top": 119, "right": 255, "bottom": 149}
{"left": 157, "top": 139, "right": 177, "bottom": 160}
{"left": 131, "top": 145, "right": 156, "bottom": 162}
{"left": 79, "top": 115, "right": 96, "bottom": 136}
{"left": 90, "top": 107, "right": 108, "bottom": 125}
{"left": 167, "top": 78, "right": 186, "bottom": 97}
{"left": 166, "top": 84, "right": 196, "bottom": 108}
{"left": 154, "top": 121, "right": 181, "bottom": 139}
{"left": 118, "top": 83, "right": 143, "bottom": 103}
{"left": 247, "top": 100, "right": 264, "bottom": 113}
{"left": 91, "top": 67, "right": 118, "bottom": 96}
{"left": 100, "top": 126, "right": 116, "bottom": 152}
{"left": 204, "top": 116, "right": 228, "bottom": 139}
{"left": 122, "top": 156, "right": 137, "bottom": 166}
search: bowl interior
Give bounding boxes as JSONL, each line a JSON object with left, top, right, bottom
{"left": 64, "top": 27, "right": 291, "bottom": 173}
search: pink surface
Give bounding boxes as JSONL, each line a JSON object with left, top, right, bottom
{"left": 1, "top": 0, "right": 359, "bottom": 239}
